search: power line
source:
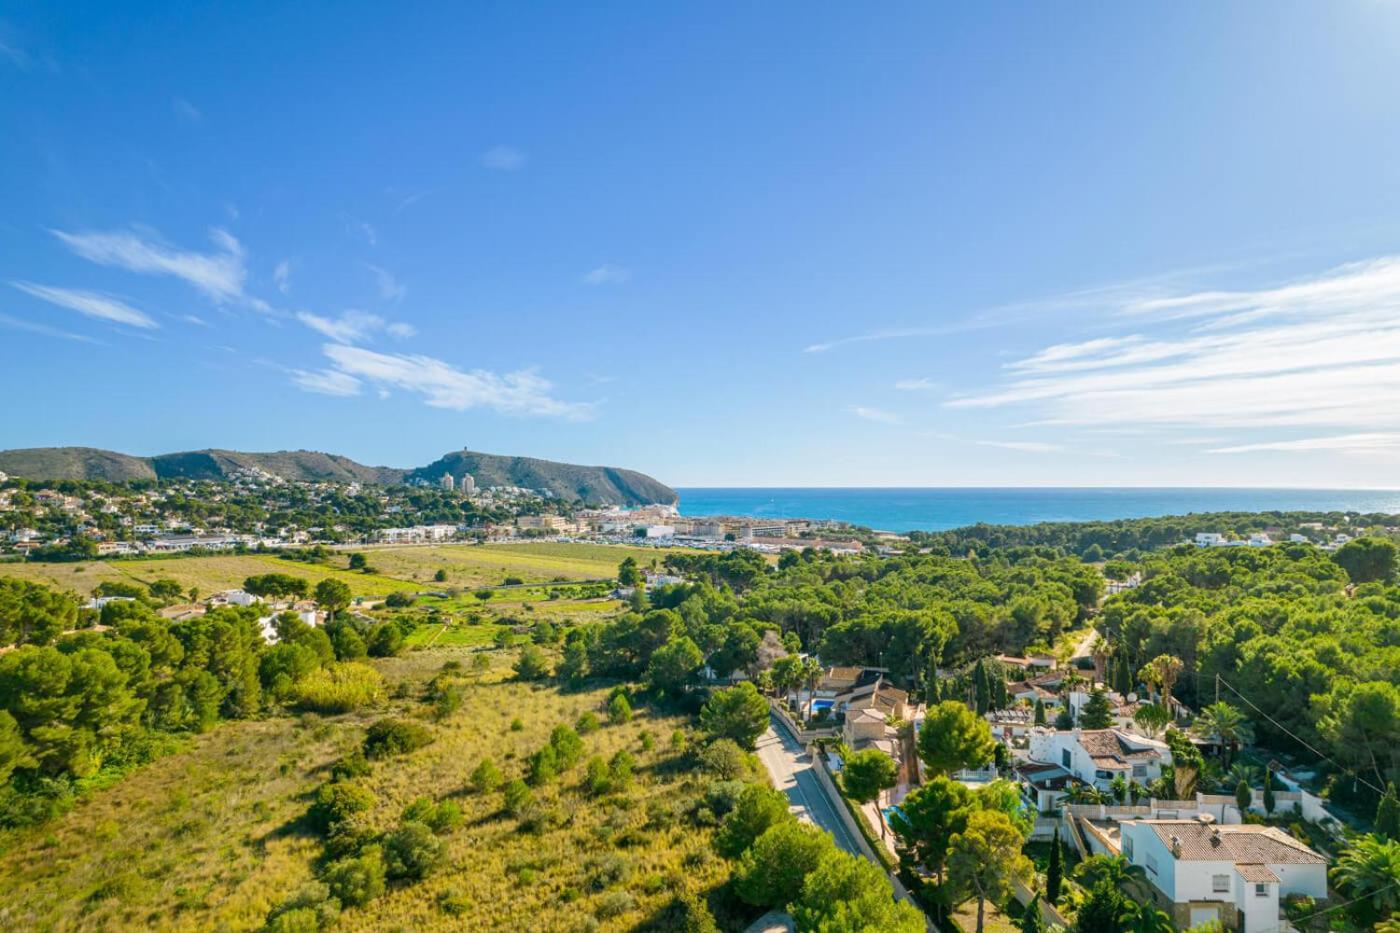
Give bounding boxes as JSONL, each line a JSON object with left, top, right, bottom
{"left": 1251, "top": 878, "right": 1400, "bottom": 933}
{"left": 1215, "top": 673, "right": 1384, "bottom": 796}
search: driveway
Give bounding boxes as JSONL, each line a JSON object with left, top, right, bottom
{"left": 755, "top": 713, "right": 865, "bottom": 857}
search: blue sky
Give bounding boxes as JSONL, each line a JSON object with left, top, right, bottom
{"left": 5, "top": 3, "right": 1400, "bottom": 487}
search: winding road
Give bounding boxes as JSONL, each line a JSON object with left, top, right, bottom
{"left": 755, "top": 713, "right": 864, "bottom": 857}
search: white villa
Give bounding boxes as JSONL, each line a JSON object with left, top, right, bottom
{"left": 1027, "top": 728, "right": 1171, "bottom": 791}
{"left": 1120, "top": 817, "right": 1327, "bottom": 931}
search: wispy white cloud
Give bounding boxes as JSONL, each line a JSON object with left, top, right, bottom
{"left": 894, "top": 377, "right": 938, "bottom": 391}
{"left": 340, "top": 214, "right": 378, "bottom": 247}
{"left": 480, "top": 145, "right": 525, "bottom": 171}
{"left": 12, "top": 281, "right": 158, "bottom": 328}
{"left": 292, "top": 368, "right": 362, "bottom": 397}
{"left": 976, "top": 440, "right": 1064, "bottom": 454}
{"left": 1208, "top": 433, "right": 1400, "bottom": 454}
{"left": 296, "top": 309, "right": 413, "bottom": 344}
{"left": 274, "top": 260, "right": 292, "bottom": 295}
{"left": 181, "top": 314, "right": 208, "bottom": 326}
{"left": 51, "top": 227, "right": 248, "bottom": 304}
{"left": 367, "top": 263, "right": 406, "bottom": 302}
{"left": 948, "top": 255, "right": 1400, "bottom": 444}
{"left": 581, "top": 265, "right": 629, "bottom": 286}
{"left": 172, "top": 97, "right": 202, "bottom": 123}
{"left": 850, "top": 406, "right": 900, "bottom": 424}
{"left": 0, "top": 311, "right": 94, "bottom": 342}
{"left": 307, "top": 343, "right": 592, "bottom": 419}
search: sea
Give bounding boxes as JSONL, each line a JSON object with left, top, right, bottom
{"left": 672, "top": 487, "right": 1400, "bottom": 534}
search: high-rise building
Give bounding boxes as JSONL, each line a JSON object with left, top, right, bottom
{"left": 440, "top": 473, "right": 455, "bottom": 491}
{"left": 460, "top": 474, "right": 476, "bottom": 495}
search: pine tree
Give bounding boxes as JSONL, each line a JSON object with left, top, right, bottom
{"left": 1376, "top": 782, "right": 1400, "bottom": 839}
{"left": 1045, "top": 827, "right": 1063, "bottom": 905}
{"left": 926, "top": 652, "right": 941, "bottom": 704}
{"left": 1080, "top": 688, "right": 1113, "bottom": 729}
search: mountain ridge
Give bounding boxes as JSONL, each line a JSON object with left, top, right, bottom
{"left": 0, "top": 446, "right": 677, "bottom": 506}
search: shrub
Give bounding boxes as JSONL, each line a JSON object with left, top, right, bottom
{"left": 576, "top": 711, "right": 601, "bottom": 734}
{"left": 671, "top": 728, "right": 687, "bottom": 751}
{"left": 703, "top": 780, "right": 749, "bottom": 817}
{"left": 514, "top": 645, "right": 552, "bottom": 681}
{"left": 588, "top": 853, "right": 632, "bottom": 890}
{"left": 527, "top": 744, "right": 559, "bottom": 786}
{"left": 403, "top": 797, "right": 463, "bottom": 834}
{"left": 608, "top": 693, "right": 632, "bottom": 725}
{"left": 363, "top": 718, "right": 433, "bottom": 759}
{"left": 469, "top": 758, "right": 504, "bottom": 793}
{"left": 697, "top": 739, "right": 752, "bottom": 781}
{"left": 293, "top": 663, "right": 386, "bottom": 713}
{"left": 586, "top": 756, "right": 612, "bottom": 796}
{"left": 330, "top": 750, "right": 370, "bottom": 781}
{"left": 383, "top": 591, "right": 415, "bottom": 608}
{"left": 367, "top": 622, "right": 405, "bottom": 657}
{"left": 324, "top": 813, "right": 377, "bottom": 860}
{"left": 265, "top": 881, "right": 341, "bottom": 932}
{"left": 509, "top": 717, "right": 524, "bottom": 732}
{"left": 503, "top": 779, "right": 532, "bottom": 815}
{"left": 609, "top": 750, "right": 635, "bottom": 792}
{"left": 594, "top": 890, "right": 636, "bottom": 919}
{"left": 309, "top": 781, "right": 375, "bottom": 834}
{"left": 384, "top": 821, "right": 444, "bottom": 880}
{"left": 322, "top": 846, "right": 386, "bottom": 907}
{"left": 437, "top": 887, "right": 470, "bottom": 915}
{"left": 549, "top": 724, "right": 584, "bottom": 770}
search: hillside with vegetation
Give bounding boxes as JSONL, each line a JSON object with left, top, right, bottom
{"left": 0, "top": 447, "right": 677, "bottom": 506}
{"left": 2, "top": 534, "right": 1400, "bottom": 930}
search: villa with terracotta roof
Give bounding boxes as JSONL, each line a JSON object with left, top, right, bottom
{"left": 1119, "top": 817, "right": 1327, "bottom": 931}
{"left": 1026, "top": 728, "right": 1171, "bottom": 791}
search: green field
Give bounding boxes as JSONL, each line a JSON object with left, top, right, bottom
{"left": 0, "top": 647, "right": 729, "bottom": 931}
{"left": 0, "top": 541, "right": 682, "bottom": 599}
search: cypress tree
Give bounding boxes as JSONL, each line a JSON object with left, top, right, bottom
{"left": 974, "top": 659, "right": 991, "bottom": 715}
{"left": 1377, "top": 782, "right": 1400, "bottom": 839}
{"left": 1263, "top": 768, "right": 1277, "bottom": 816}
{"left": 925, "top": 651, "right": 941, "bottom": 704}
{"left": 1034, "top": 698, "right": 1047, "bottom": 726}
{"left": 1235, "top": 779, "right": 1252, "bottom": 815}
{"left": 1046, "top": 827, "right": 1063, "bottom": 904}
{"left": 1019, "top": 894, "right": 1046, "bottom": 933}
{"left": 1113, "top": 648, "right": 1133, "bottom": 695}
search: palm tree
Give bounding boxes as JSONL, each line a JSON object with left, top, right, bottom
{"left": 1139, "top": 655, "right": 1183, "bottom": 713}
{"left": 1064, "top": 783, "right": 1110, "bottom": 805}
{"left": 1119, "top": 899, "right": 1175, "bottom": 933}
{"left": 1332, "top": 835, "right": 1400, "bottom": 928}
{"left": 1193, "top": 701, "right": 1254, "bottom": 768}
{"left": 801, "top": 656, "right": 824, "bottom": 722}
{"left": 1223, "top": 762, "right": 1262, "bottom": 792}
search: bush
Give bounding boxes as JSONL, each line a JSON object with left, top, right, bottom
{"left": 697, "top": 739, "right": 752, "bottom": 781}
{"left": 470, "top": 758, "right": 504, "bottom": 793}
{"left": 293, "top": 663, "right": 386, "bottom": 713}
{"left": 527, "top": 745, "right": 559, "bottom": 786}
{"left": 715, "top": 784, "right": 792, "bottom": 858}
{"left": 322, "top": 846, "right": 386, "bottom": 907}
{"left": 367, "top": 622, "right": 405, "bottom": 657}
{"left": 588, "top": 853, "right": 632, "bottom": 890}
{"left": 576, "top": 710, "right": 600, "bottom": 734}
{"left": 363, "top": 718, "right": 433, "bottom": 759}
{"left": 329, "top": 625, "right": 367, "bottom": 661}
{"left": 514, "top": 645, "right": 552, "bottom": 681}
{"left": 703, "top": 780, "right": 750, "bottom": 817}
{"left": 265, "top": 881, "right": 341, "bottom": 932}
{"left": 503, "top": 779, "right": 532, "bottom": 815}
{"left": 608, "top": 693, "right": 632, "bottom": 725}
{"left": 324, "top": 813, "right": 378, "bottom": 860}
{"left": 549, "top": 724, "right": 584, "bottom": 770}
{"left": 403, "top": 797, "right": 463, "bottom": 834}
{"left": 383, "top": 591, "right": 415, "bottom": 609}
{"left": 309, "top": 781, "right": 376, "bottom": 834}
{"left": 384, "top": 820, "right": 445, "bottom": 880}
{"left": 594, "top": 890, "right": 636, "bottom": 919}
{"left": 330, "top": 750, "right": 370, "bottom": 781}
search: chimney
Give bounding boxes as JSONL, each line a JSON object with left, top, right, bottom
{"left": 1210, "top": 827, "right": 1222, "bottom": 847}
{"left": 1170, "top": 835, "right": 1182, "bottom": 857}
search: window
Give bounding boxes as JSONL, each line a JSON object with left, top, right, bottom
{"left": 1255, "top": 883, "right": 1269, "bottom": 897}
{"left": 1095, "top": 770, "right": 1113, "bottom": 780}
{"left": 1062, "top": 749, "right": 1072, "bottom": 769}
{"left": 1212, "top": 875, "right": 1230, "bottom": 893}
{"left": 1132, "top": 765, "right": 1147, "bottom": 777}
{"left": 1145, "top": 853, "right": 1158, "bottom": 875}
{"left": 1123, "top": 836, "right": 1134, "bottom": 859}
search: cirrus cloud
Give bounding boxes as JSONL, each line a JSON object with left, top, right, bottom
{"left": 12, "top": 281, "right": 157, "bottom": 328}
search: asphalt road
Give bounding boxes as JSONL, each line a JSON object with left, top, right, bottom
{"left": 755, "top": 713, "right": 865, "bottom": 858}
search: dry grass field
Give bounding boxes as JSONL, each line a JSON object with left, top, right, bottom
{"left": 0, "top": 541, "right": 682, "bottom": 599}
{"left": 0, "top": 646, "right": 729, "bottom": 932}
